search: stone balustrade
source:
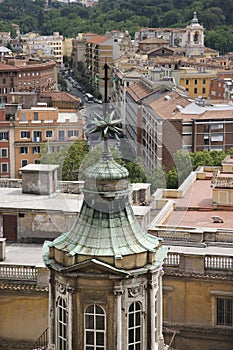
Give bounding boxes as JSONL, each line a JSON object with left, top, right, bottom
{"left": 0, "top": 264, "right": 49, "bottom": 287}
{"left": 0, "top": 265, "right": 38, "bottom": 280}
{"left": 163, "top": 252, "right": 233, "bottom": 274}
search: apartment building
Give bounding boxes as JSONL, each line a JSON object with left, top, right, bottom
{"left": 20, "top": 32, "right": 64, "bottom": 66}
{"left": 85, "top": 34, "right": 121, "bottom": 97}
{"left": 0, "top": 59, "right": 57, "bottom": 103}
{"left": 209, "top": 72, "right": 233, "bottom": 100}
{"left": 72, "top": 33, "right": 121, "bottom": 97}
{"left": 125, "top": 82, "right": 233, "bottom": 171}
{"left": 13, "top": 105, "right": 84, "bottom": 178}
{"left": 179, "top": 67, "right": 217, "bottom": 98}
{"left": 0, "top": 105, "right": 11, "bottom": 178}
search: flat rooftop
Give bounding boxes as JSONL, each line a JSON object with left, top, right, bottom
{"left": 0, "top": 243, "right": 45, "bottom": 267}
{"left": 0, "top": 187, "right": 82, "bottom": 212}
{"left": 163, "top": 178, "right": 233, "bottom": 230}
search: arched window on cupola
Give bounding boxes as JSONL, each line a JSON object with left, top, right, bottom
{"left": 57, "top": 296, "right": 67, "bottom": 350}
{"left": 193, "top": 31, "right": 200, "bottom": 44}
{"left": 84, "top": 304, "right": 106, "bottom": 350}
{"left": 128, "top": 301, "right": 143, "bottom": 350}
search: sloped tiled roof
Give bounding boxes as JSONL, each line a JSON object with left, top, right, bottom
{"left": 126, "top": 81, "right": 152, "bottom": 102}
{"left": 150, "top": 91, "right": 233, "bottom": 121}
{"left": 149, "top": 90, "right": 190, "bottom": 119}
{"left": 87, "top": 35, "right": 109, "bottom": 45}
{"left": 40, "top": 91, "right": 80, "bottom": 102}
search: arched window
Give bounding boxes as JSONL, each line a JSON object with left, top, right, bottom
{"left": 84, "top": 304, "right": 106, "bottom": 350}
{"left": 57, "top": 297, "right": 67, "bottom": 350}
{"left": 194, "top": 31, "right": 199, "bottom": 43}
{"left": 128, "top": 301, "right": 142, "bottom": 350}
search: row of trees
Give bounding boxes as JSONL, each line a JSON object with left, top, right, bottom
{"left": 40, "top": 140, "right": 232, "bottom": 194}
{"left": 0, "top": 0, "right": 233, "bottom": 54}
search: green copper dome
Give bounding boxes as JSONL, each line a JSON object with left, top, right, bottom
{"left": 43, "top": 112, "right": 163, "bottom": 271}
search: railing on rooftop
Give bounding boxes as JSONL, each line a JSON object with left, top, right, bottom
{"left": 205, "top": 255, "right": 233, "bottom": 270}
{"left": 0, "top": 265, "right": 38, "bottom": 281}
{"left": 163, "top": 253, "right": 233, "bottom": 274}
{"left": 212, "top": 177, "right": 233, "bottom": 188}
{"left": 164, "top": 253, "right": 180, "bottom": 266}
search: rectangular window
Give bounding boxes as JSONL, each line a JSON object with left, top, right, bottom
{"left": 202, "top": 87, "right": 206, "bottom": 94}
{"left": 46, "top": 130, "right": 53, "bottom": 138}
{"left": 34, "top": 159, "right": 40, "bottom": 164}
{"left": 21, "top": 159, "right": 28, "bottom": 167}
{"left": 0, "top": 132, "right": 8, "bottom": 140}
{"left": 185, "top": 79, "right": 189, "bottom": 85}
{"left": 1, "top": 148, "right": 8, "bottom": 157}
{"left": 21, "top": 113, "right": 26, "bottom": 121}
{"left": 1, "top": 163, "right": 8, "bottom": 173}
{"left": 20, "top": 131, "right": 30, "bottom": 139}
{"left": 68, "top": 130, "right": 79, "bottom": 138}
{"left": 33, "top": 146, "right": 40, "bottom": 154}
{"left": 34, "top": 112, "right": 38, "bottom": 121}
{"left": 203, "top": 79, "right": 206, "bottom": 84}
{"left": 33, "top": 131, "right": 42, "bottom": 142}
{"left": 217, "top": 298, "right": 233, "bottom": 326}
{"left": 20, "top": 147, "right": 28, "bottom": 154}
{"left": 194, "top": 88, "right": 198, "bottom": 94}
{"left": 49, "top": 145, "right": 55, "bottom": 153}
{"left": 194, "top": 79, "right": 198, "bottom": 85}
{"left": 58, "top": 130, "right": 65, "bottom": 141}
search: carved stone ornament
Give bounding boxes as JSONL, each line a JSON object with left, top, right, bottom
{"left": 56, "top": 283, "right": 66, "bottom": 294}
{"left": 128, "top": 286, "right": 143, "bottom": 298}
{"left": 113, "top": 286, "right": 124, "bottom": 296}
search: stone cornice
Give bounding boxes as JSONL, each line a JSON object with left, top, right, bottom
{"left": 0, "top": 283, "right": 48, "bottom": 293}
{"left": 163, "top": 323, "right": 233, "bottom": 338}
{"left": 164, "top": 270, "right": 233, "bottom": 281}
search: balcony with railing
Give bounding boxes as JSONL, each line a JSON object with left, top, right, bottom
{"left": 163, "top": 252, "right": 233, "bottom": 276}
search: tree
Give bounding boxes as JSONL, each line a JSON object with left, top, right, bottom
{"left": 166, "top": 167, "right": 178, "bottom": 189}
{"left": 173, "top": 150, "right": 193, "bottom": 185}
{"left": 145, "top": 167, "right": 166, "bottom": 193}
{"left": 40, "top": 141, "right": 89, "bottom": 180}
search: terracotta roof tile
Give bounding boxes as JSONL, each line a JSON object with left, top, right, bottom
{"left": 126, "top": 81, "right": 152, "bottom": 102}
{"left": 40, "top": 91, "right": 80, "bottom": 102}
{"left": 87, "top": 35, "right": 109, "bottom": 44}
{"left": 149, "top": 91, "right": 190, "bottom": 118}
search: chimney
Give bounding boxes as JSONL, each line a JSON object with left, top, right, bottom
{"left": 20, "top": 164, "right": 59, "bottom": 195}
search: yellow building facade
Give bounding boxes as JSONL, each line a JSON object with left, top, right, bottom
{"left": 179, "top": 68, "right": 217, "bottom": 98}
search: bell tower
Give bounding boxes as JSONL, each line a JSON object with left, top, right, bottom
{"left": 185, "top": 12, "right": 204, "bottom": 56}
{"left": 43, "top": 111, "right": 168, "bottom": 350}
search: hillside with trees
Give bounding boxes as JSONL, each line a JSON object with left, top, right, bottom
{"left": 0, "top": 0, "right": 233, "bottom": 54}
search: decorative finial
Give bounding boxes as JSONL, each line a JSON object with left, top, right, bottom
{"left": 87, "top": 110, "right": 122, "bottom": 157}
{"left": 192, "top": 11, "right": 198, "bottom": 24}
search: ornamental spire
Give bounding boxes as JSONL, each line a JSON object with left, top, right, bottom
{"left": 87, "top": 110, "right": 122, "bottom": 158}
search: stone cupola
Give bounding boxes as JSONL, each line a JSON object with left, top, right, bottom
{"left": 185, "top": 12, "right": 204, "bottom": 57}
{"left": 43, "top": 111, "right": 167, "bottom": 350}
